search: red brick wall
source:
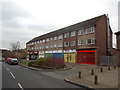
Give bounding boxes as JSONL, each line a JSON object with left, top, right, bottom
{"left": 95, "top": 15, "right": 107, "bottom": 64}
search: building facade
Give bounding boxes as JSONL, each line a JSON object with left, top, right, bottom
{"left": 26, "top": 14, "right": 113, "bottom": 65}
{"left": 115, "top": 31, "right": 120, "bottom": 66}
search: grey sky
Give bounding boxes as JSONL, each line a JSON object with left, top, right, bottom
{"left": 0, "top": 0, "right": 119, "bottom": 49}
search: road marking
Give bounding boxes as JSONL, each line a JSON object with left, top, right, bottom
{"left": 6, "top": 67, "right": 9, "bottom": 71}
{"left": 18, "top": 83, "right": 24, "bottom": 90}
{"left": 10, "top": 72, "right": 15, "bottom": 79}
{"left": 3, "top": 64, "right": 6, "bottom": 68}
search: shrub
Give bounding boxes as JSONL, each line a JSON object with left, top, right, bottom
{"left": 28, "top": 57, "right": 65, "bottom": 69}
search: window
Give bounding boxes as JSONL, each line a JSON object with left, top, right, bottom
{"left": 50, "top": 37, "right": 53, "bottom": 41}
{"left": 58, "top": 35, "right": 63, "bottom": 39}
{"left": 40, "top": 40, "right": 42, "bottom": 43}
{"left": 86, "top": 38, "right": 95, "bottom": 45}
{"left": 70, "top": 41, "right": 75, "bottom": 46}
{"left": 78, "top": 29, "right": 84, "bottom": 35}
{"left": 46, "top": 38, "right": 49, "bottom": 42}
{"left": 46, "top": 45, "right": 49, "bottom": 48}
{"left": 71, "top": 31, "right": 75, "bottom": 37}
{"left": 78, "top": 40, "right": 84, "bottom": 45}
{"left": 54, "top": 44, "right": 57, "bottom": 48}
{"left": 54, "top": 36, "right": 57, "bottom": 40}
{"left": 64, "top": 33, "right": 69, "bottom": 38}
{"left": 64, "top": 42, "right": 69, "bottom": 47}
{"left": 86, "top": 27, "right": 94, "bottom": 34}
{"left": 58, "top": 43, "right": 62, "bottom": 47}
{"left": 50, "top": 44, "right": 53, "bottom": 48}
{"left": 39, "top": 47, "right": 41, "bottom": 49}
{"left": 43, "top": 39, "right": 45, "bottom": 43}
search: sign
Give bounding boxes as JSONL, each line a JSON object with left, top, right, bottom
{"left": 64, "top": 49, "right": 76, "bottom": 53}
{"left": 45, "top": 51, "right": 53, "bottom": 53}
{"left": 53, "top": 50, "right": 62, "bottom": 53}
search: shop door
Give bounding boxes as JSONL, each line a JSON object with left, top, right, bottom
{"left": 64, "top": 53, "right": 76, "bottom": 63}
{"left": 77, "top": 52, "right": 95, "bottom": 64}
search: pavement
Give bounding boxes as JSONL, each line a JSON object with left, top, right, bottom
{"left": 64, "top": 63, "right": 119, "bottom": 89}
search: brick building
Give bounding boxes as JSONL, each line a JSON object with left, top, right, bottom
{"left": 115, "top": 31, "right": 120, "bottom": 66}
{"left": 26, "top": 14, "right": 113, "bottom": 65}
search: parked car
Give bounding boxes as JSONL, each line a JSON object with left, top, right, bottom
{"left": 7, "top": 58, "right": 18, "bottom": 65}
{"left": 5, "top": 57, "right": 11, "bottom": 63}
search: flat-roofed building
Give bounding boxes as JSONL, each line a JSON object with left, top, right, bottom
{"left": 26, "top": 14, "right": 113, "bottom": 65}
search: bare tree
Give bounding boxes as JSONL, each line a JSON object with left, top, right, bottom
{"left": 11, "top": 41, "right": 20, "bottom": 50}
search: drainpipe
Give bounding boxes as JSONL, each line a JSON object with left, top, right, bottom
{"left": 106, "top": 14, "right": 111, "bottom": 56}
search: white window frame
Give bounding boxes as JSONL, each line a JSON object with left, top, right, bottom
{"left": 78, "top": 40, "right": 84, "bottom": 45}
{"left": 64, "top": 42, "right": 69, "bottom": 47}
{"left": 70, "top": 41, "right": 75, "bottom": 46}
{"left": 58, "top": 43, "right": 62, "bottom": 47}
{"left": 43, "top": 39, "right": 45, "bottom": 43}
{"left": 78, "top": 29, "right": 84, "bottom": 35}
{"left": 86, "top": 27, "right": 94, "bottom": 34}
{"left": 50, "top": 37, "right": 53, "bottom": 41}
{"left": 54, "top": 44, "right": 57, "bottom": 48}
{"left": 50, "top": 44, "right": 53, "bottom": 48}
{"left": 58, "top": 35, "right": 63, "bottom": 39}
{"left": 86, "top": 38, "right": 95, "bottom": 45}
{"left": 46, "top": 38, "right": 49, "bottom": 42}
{"left": 64, "top": 33, "right": 69, "bottom": 38}
{"left": 71, "top": 31, "right": 75, "bottom": 37}
{"left": 54, "top": 36, "right": 57, "bottom": 40}
{"left": 46, "top": 45, "right": 49, "bottom": 49}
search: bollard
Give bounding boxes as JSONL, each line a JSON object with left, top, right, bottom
{"left": 94, "top": 75, "right": 98, "bottom": 85}
{"left": 108, "top": 66, "right": 110, "bottom": 70}
{"left": 114, "top": 65, "right": 116, "bottom": 69}
{"left": 91, "top": 69, "right": 94, "bottom": 75}
{"left": 79, "top": 71, "right": 81, "bottom": 78}
{"left": 100, "top": 68, "right": 103, "bottom": 72}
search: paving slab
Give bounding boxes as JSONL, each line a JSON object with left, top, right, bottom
{"left": 65, "top": 67, "right": 118, "bottom": 89}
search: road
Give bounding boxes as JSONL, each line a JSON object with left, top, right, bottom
{"left": 2, "top": 62, "right": 88, "bottom": 89}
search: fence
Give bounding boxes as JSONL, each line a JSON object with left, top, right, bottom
{"left": 100, "top": 56, "right": 118, "bottom": 66}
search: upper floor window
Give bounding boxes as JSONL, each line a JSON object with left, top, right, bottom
{"left": 46, "top": 45, "right": 49, "bottom": 49}
{"left": 64, "top": 33, "right": 69, "bottom": 38}
{"left": 86, "top": 27, "right": 94, "bottom": 34}
{"left": 70, "top": 41, "right": 75, "bottom": 46}
{"left": 54, "top": 36, "right": 57, "bottom": 40}
{"left": 64, "top": 42, "right": 69, "bottom": 47}
{"left": 86, "top": 38, "right": 95, "bottom": 45}
{"left": 50, "top": 37, "right": 53, "bottom": 41}
{"left": 40, "top": 40, "right": 42, "bottom": 43}
{"left": 58, "top": 43, "right": 62, "bottom": 47}
{"left": 58, "top": 35, "right": 63, "bottom": 39}
{"left": 78, "top": 29, "right": 84, "bottom": 35}
{"left": 78, "top": 40, "right": 84, "bottom": 45}
{"left": 46, "top": 38, "right": 49, "bottom": 42}
{"left": 37, "top": 41, "right": 39, "bottom": 43}
{"left": 43, "top": 39, "right": 45, "bottom": 43}
{"left": 50, "top": 44, "right": 53, "bottom": 48}
{"left": 54, "top": 44, "right": 57, "bottom": 48}
{"left": 71, "top": 31, "right": 76, "bottom": 37}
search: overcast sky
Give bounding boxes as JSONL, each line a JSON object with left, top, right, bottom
{"left": 0, "top": 0, "right": 119, "bottom": 49}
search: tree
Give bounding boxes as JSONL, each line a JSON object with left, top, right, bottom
{"left": 11, "top": 41, "right": 20, "bottom": 50}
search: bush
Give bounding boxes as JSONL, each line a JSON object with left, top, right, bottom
{"left": 28, "top": 58, "right": 48, "bottom": 67}
{"left": 28, "top": 58, "right": 65, "bottom": 69}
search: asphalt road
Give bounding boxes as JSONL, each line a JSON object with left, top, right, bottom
{"left": 2, "top": 62, "right": 88, "bottom": 89}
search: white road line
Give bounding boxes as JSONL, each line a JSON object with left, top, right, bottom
{"left": 18, "top": 83, "right": 24, "bottom": 90}
{"left": 10, "top": 72, "right": 15, "bottom": 79}
{"left": 6, "top": 67, "right": 9, "bottom": 71}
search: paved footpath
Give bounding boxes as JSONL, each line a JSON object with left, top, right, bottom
{"left": 64, "top": 64, "right": 119, "bottom": 89}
